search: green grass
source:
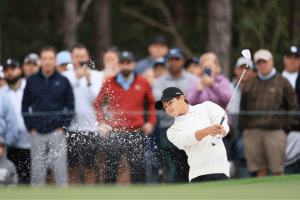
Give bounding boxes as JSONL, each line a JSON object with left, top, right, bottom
{"left": 1, "top": 175, "right": 300, "bottom": 199}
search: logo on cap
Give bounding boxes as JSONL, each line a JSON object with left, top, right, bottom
{"left": 123, "top": 52, "right": 129, "bottom": 57}
{"left": 170, "top": 49, "right": 177, "bottom": 54}
{"left": 291, "top": 46, "right": 297, "bottom": 53}
{"left": 7, "top": 59, "right": 12, "bottom": 65}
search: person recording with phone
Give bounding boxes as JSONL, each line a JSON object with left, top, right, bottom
{"left": 187, "top": 53, "right": 233, "bottom": 175}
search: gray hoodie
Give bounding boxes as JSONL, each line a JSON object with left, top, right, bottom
{"left": 0, "top": 136, "right": 18, "bottom": 185}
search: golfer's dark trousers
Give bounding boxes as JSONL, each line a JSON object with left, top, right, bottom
{"left": 105, "top": 130, "right": 146, "bottom": 184}
{"left": 191, "top": 173, "right": 228, "bottom": 183}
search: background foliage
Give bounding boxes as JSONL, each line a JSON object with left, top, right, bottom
{"left": 0, "top": 0, "right": 296, "bottom": 78}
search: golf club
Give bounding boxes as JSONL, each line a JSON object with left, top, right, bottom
{"left": 211, "top": 49, "right": 251, "bottom": 146}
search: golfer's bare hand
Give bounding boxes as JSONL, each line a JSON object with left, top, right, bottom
{"left": 195, "top": 125, "right": 225, "bottom": 141}
{"left": 141, "top": 122, "right": 154, "bottom": 137}
{"left": 209, "top": 124, "right": 226, "bottom": 137}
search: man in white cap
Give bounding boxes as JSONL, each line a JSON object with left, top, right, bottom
{"left": 239, "top": 49, "right": 298, "bottom": 178}
{"left": 282, "top": 45, "right": 300, "bottom": 89}
{"left": 22, "top": 53, "right": 40, "bottom": 80}
{"left": 228, "top": 57, "right": 257, "bottom": 179}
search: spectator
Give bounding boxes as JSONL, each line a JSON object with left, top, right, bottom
{"left": 184, "top": 57, "right": 201, "bottom": 77}
{"left": 0, "top": 90, "right": 18, "bottom": 148}
{"left": 239, "top": 49, "right": 298, "bottom": 177}
{"left": 63, "top": 44, "right": 104, "bottom": 185}
{"left": 135, "top": 36, "right": 168, "bottom": 75}
{"left": 1, "top": 58, "right": 31, "bottom": 184}
{"left": 0, "top": 136, "right": 18, "bottom": 186}
{"left": 22, "top": 53, "right": 40, "bottom": 80}
{"left": 56, "top": 51, "right": 72, "bottom": 73}
{"left": 94, "top": 50, "right": 156, "bottom": 184}
{"left": 152, "top": 47, "right": 199, "bottom": 183}
{"left": 102, "top": 46, "right": 120, "bottom": 80}
{"left": 282, "top": 45, "right": 300, "bottom": 89}
{"left": 155, "top": 87, "right": 230, "bottom": 182}
{"left": 143, "top": 57, "right": 169, "bottom": 87}
{"left": 227, "top": 57, "right": 257, "bottom": 179}
{"left": 22, "top": 46, "right": 74, "bottom": 186}
{"left": 0, "top": 65, "right": 6, "bottom": 87}
{"left": 286, "top": 47, "right": 300, "bottom": 174}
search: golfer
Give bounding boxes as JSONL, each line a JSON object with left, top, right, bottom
{"left": 155, "top": 87, "right": 230, "bottom": 182}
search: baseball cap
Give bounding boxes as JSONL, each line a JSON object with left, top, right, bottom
{"left": 285, "top": 45, "right": 300, "bottom": 56}
{"left": 0, "top": 65, "right": 4, "bottom": 79}
{"left": 184, "top": 57, "right": 200, "bottom": 68}
{"left": 235, "top": 57, "right": 254, "bottom": 69}
{"left": 253, "top": 49, "right": 273, "bottom": 64}
{"left": 24, "top": 53, "right": 40, "bottom": 66}
{"left": 154, "top": 87, "right": 184, "bottom": 110}
{"left": 119, "top": 51, "right": 135, "bottom": 62}
{"left": 2, "top": 58, "right": 20, "bottom": 70}
{"left": 56, "top": 51, "right": 72, "bottom": 66}
{"left": 153, "top": 57, "right": 168, "bottom": 68}
{"left": 150, "top": 36, "right": 167, "bottom": 46}
{"left": 167, "top": 47, "right": 184, "bottom": 59}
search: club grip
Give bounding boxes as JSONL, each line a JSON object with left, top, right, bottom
{"left": 211, "top": 117, "right": 226, "bottom": 146}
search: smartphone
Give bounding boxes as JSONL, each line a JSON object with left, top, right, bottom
{"left": 204, "top": 68, "right": 211, "bottom": 76}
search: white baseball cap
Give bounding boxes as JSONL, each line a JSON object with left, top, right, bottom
{"left": 235, "top": 57, "right": 254, "bottom": 69}
{"left": 253, "top": 49, "right": 273, "bottom": 64}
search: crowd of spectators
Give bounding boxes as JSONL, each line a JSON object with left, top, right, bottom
{"left": 0, "top": 36, "right": 300, "bottom": 186}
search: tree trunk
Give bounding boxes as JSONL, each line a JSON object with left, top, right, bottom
{"left": 208, "top": 0, "right": 232, "bottom": 78}
{"left": 290, "top": 0, "right": 300, "bottom": 45}
{"left": 63, "top": 0, "right": 78, "bottom": 51}
{"left": 94, "top": 0, "right": 111, "bottom": 70}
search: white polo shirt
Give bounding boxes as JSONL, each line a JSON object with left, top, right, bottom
{"left": 167, "top": 101, "right": 230, "bottom": 181}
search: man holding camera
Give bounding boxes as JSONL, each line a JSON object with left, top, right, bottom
{"left": 62, "top": 43, "right": 104, "bottom": 185}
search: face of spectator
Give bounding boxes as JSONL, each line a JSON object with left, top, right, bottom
{"left": 103, "top": 51, "right": 119, "bottom": 69}
{"left": 56, "top": 64, "right": 68, "bottom": 73}
{"left": 22, "top": 61, "right": 39, "bottom": 79}
{"left": 200, "top": 53, "right": 220, "bottom": 78}
{"left": 0, "top": 145, "right": 4, "bottom": 159}
{"left": 283, "top": 54, "right": 300, "bottom": 73}
{"left": 148, "top": 43, "right": 168, "bottom": 60}
{"left": 154, "top": 64, "right": 168, "bottom": 78}
{"left": 3, "top": 65, "right": 22, "bottom": 85}
{"left": 168, "top": 57, "right": 185, "bottom": 75}
{"left": 71, "top": 47, "right": 90, "bottom": 69}
{"left": 162, "top": 95, "right": 185, "bottom": 118}
{"left": 256, "top": 59, "right": 274, "bottom": 76}
{"left": 186, "top": 62, "right": 201, "bottom": 77}
{"left": 234, "top": 64, "right": 257, "bottom": 87}
{"left": 119, "top": 60, "right": 135, "bottom": 78}
{"left": 40, "top": 50, "right": 57, "bottom": 76}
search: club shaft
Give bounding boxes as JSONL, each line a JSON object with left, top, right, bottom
{"left": 211, "top": 63, "right": 249, "bottom": 146}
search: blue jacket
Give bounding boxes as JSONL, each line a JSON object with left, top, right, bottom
{"left": 22, "top": 69, "right": 75, "bottom": 134}
{"left": 0, "top": 90, "right": 18, "bottom": 146}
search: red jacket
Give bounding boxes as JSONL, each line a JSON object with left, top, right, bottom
{"left": 94, "top": 73, "right": 156, "bottom": 132}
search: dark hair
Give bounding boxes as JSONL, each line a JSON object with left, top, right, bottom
{"left": 40, "top": 46, "right": 56, "bottom": 55}
{"left": 175, "top": 95, "right": 189, "bottom": 104}
{"left": 71, "top": 43, "right": 89, "bottom": 53}
{"left": 103, "top": 46, "right": 120, "bottom": 56}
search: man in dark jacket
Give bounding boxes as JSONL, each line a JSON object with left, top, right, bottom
{"left": 0, "top": 136, "right": 18, "bottom": 185}
{"left": 22, "top": 46, "right": 74, "bottom": 186}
